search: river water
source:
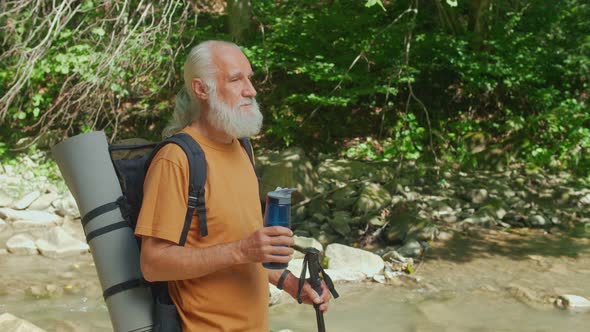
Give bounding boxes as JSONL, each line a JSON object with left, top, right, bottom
{"left": 2, "top": 228, "right": 590, "bottom": 331}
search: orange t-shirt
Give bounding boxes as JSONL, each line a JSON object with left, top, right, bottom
{"left": 135, "top": 126, "right": 269, "bottom": 331}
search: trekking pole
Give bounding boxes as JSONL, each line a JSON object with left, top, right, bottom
{"left": 296, "top": 248, "right": 339, "bottom": 332}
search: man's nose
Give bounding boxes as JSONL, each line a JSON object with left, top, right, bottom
{"left": 243, "top": 78, "right": 257, "bottom": 98}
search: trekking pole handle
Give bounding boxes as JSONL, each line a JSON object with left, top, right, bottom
{"left": 305, "top": 248, "right": 324, "bottom": 296}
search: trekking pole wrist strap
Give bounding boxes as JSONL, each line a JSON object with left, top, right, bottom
{"left": 277, "top": 269, "right": 291, "bottom": 290}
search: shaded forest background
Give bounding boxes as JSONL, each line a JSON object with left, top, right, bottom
{"left": 0, "top": 0, "right": 588, "bottom": 175}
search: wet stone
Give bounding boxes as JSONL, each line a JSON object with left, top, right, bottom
{"left": 29, "top": 191, "right": 60, "bottom": 211}
{"left": 529, "top": 215, "right": 547, "bottom": 227}
{"left": 397, "top": 240, "right": 423, "bottom": 258}
{"left": 326, "top": 243, "right": 384, "bottom": 277}
{"left": 25, "top": 284, "right": 64, "bottom": 299}
{"left": 13, "top": 191, "right": 41, "bottom": 210}
{"left": 555, "top": 295, "right": 590, "bottom": 313}
{"left": 0, "top": 208, "right": 61, "bottom": 224}
{"left": 469, "top": 189, "right": 488, "bottom": 204}
{"left": 0, "top": 218, "right": 7, "bottom": 233}
{"left": 0, "top": 313, "right": 46, "bottom": 332}
{"left": 0, "top": 189, "right": 13, "bottom": 207}
{"left": 6, "top": 233, "right": 38, "bottom": 255}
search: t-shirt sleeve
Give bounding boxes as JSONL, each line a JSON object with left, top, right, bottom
{"left": 135, "top": 149, "right": 189, "bottom": 244}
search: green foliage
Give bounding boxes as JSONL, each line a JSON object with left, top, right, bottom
{"left": 345, "top": 113, "right": 425, "bottom": 161}
{"left": 1, "top": 0, "right": 589, "bottom": 174}
{"left": 0, "top": 1, "right": 214, "bottom": 144}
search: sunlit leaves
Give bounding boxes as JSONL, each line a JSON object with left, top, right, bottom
{"left": 365, "top": 0, "right": 386, "bottom": 11}
{"left": 446, "top": 0, "right": 458, "bottom": 7}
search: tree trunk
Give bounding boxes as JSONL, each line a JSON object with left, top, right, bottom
{"left": 469, "top": 0, "right": 491, "bottom": 49}
{"left": 227, "top": 0, "right": 252, "bottom": 43}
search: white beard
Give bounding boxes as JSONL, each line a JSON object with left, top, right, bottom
{"left": 206, "top": 87, "right": 263, "bottom": 138}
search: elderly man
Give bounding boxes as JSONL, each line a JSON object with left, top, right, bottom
{"left": 135, "top": 40, "right": 331, "bottom": 331}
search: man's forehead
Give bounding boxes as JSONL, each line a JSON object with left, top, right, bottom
{"left": 212, "top": 45, "right": 252, "bottom": 76}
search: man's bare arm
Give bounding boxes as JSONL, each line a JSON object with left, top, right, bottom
{"left": 141, "top": 226, "right": 294, "bottom": 281}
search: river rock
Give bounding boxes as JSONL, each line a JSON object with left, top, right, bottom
{"left": 382, "top": 250, "right": 409, "bottom": 264}
{"left": 293, "top": 235, "right": 323, "bottom": 253}
{"left": 269, "top": 284, "right": 283, "bottom": 306}
{"left": 418, "top": 225, "right": 439, "bottom": 241}
{"left": 431, "top": 202, "right": 453, "bottom": 219}
{"left": 13, "top": 191, "right": 41, "bottom": 210}
{"left": 502, "top": 211, "right": 526, "bottom": 226}
{"left": 401, "top": 190, "right": 420, "bottom": 201}
{"left": 0, "top": 189, "right": 13, "bottom": 207}
{"left": 29, "top": 191, "right": 60, "bottom": 211}
{"left": 328, "top": 211, "right": 352, "bottom": 236}
{"left": 257, "top": 148, "right": 318, "bottom": 201}
{"left": 530, "top": 215, "right": 547, "bottom": 227}
{"left": 384, "top": 270, "right": 407, "bottom": 286}
{"left": 354, "top": 183, "right": 392, "bottom": 215}
{"left": 437, "top": 231, "right": 453, "bottom": 241}
{"left": 330, "top": 186, "right": 358, "bottom": 210}
{"left": 495, "top": 207, "right": 507, "bottom": 220}
{"left": 468, "top": 189, "right": 488, "bottom": 204}
{"left": 367, "top": 214, "right": 385, "bottom": 226}
{"left": 25, "top": 284, "right": 63, "bottom": 299}
{"left": 555, "top": 295, "right": 590, "bottom": 313}
{"left": 36, "top": 227, "right": 89, "bottom": 258}
{"left": 397, "top": 240, "right": 423, "bottom": 257}
{"left": 6, "top": 233, "right": 38, "bottom": 255}
{"left": 0, "top": 208, "right": 61, "bottom": 224}
{"left": 373, "top": 274, "right": 386, "bottom": 284}
{"left": 325, "top": 243, "right": 384, "bottom": 277}
{"left": 0, "top": 218, "right": 6, "bottom": 233}
{"left": 323, "top": 269, "right": 366, "bottom": 282}
{"left": 506, "top": 284, "right": 542, "bottom": 307}
{"left": 461, "top": 215, "right": 496, "bottom": 226}
{"left": 579, "top": 194, "right": 590, "bottom": 206}
{"left": 286, "top": 259, "right": 309, "bottom": 279}
{"left": 292, "top": 250, "right": 305, "bottom": 259}
{"left": 12, "top": 218, "right": 62, "bottom": 230}
{"left": 0, "top": 313, "right": 46, "bottom": 332}
{"left": 385, "top": 210, "right": 427, "bottom": 244}
{"left": 317, "top": 159, "right": 371, "bottom": 182}
{"left": 52, "top": 193, "right": 80, "bottom": 218}
{"left": 503, "top": 189, "right": 516, "bottom": 198}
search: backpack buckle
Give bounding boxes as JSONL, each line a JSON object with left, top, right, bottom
{"left": 188, "top": 195, "right": 198, "bottom": 209}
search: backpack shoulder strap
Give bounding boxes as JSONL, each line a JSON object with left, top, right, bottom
{"left": 146, "top": 133, "right": 208, "bottom": 244}
{"left": 238, "top": 137, "right": 254, "bottom": 166}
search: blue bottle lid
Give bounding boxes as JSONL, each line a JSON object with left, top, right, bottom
{"left": 268, "top": 187, "right": 297, "bottom": 204}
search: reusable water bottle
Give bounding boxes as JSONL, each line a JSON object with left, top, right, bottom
{"left": 263, "top": 188, "right": 296, "bottom": 269}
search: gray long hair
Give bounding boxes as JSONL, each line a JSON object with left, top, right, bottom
{"left": 162, "top": 40, "right": 241, "bottom": 138}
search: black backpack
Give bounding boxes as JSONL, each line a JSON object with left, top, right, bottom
{"left": 104, "top": 132, "right": 255, "bottom": 332}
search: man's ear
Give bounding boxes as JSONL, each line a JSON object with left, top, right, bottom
{"left": 191, "top": 78, "right": 209, "bottom": 100}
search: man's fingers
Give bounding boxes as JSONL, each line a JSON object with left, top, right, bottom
{"left": 263, "top": 226, "right": 293, "bottom": 237}
{"left": 303, "top": 284, "right": 322, "bottom": 304}
{"left": 269, "top": 246, "right": 294, "bottom": 256}
{"left": 265, "top": 253, "right": 292, "bottom": 263}
{"left": 320, "top": 281, "right": 332, "bottom": 301}
{"left": 270, "top": 235, "right": 295, "bottom": 246}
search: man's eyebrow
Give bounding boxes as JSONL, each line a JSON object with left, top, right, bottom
{"left": 228, "top": 71, "right": 253, "bottom": 80}
{"left": 228, "top": 72, "right": 242, "bottom": 80}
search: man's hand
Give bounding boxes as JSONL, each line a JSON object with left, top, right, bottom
{"left": 281, "top": 272, "right": 332, "bottom": 313}
{"left": 237, "top": 226, "right": 294, "bottom": 264}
